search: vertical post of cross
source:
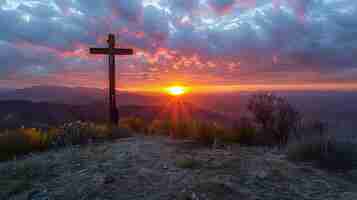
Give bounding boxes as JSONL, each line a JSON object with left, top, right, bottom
{"left": 89, "top": 33, "right": 134, "bottom": 126}
{"left": 107, "top": 34, "right": 118, "bottom": 126}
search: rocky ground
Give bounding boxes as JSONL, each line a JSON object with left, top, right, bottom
{"left": 0, "top": 135, "right": 356, "bottom": 200}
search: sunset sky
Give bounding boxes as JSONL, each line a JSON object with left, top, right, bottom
{"left": 1, "top": 0, "right": 357, "bottom": 92}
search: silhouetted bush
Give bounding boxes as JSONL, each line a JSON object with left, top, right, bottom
{"left": 52, "top": 122, "right": 130, "bottom": 146}
{"left": 247, "top": 93, "right": 300, "bottom": 145}
{"left": 172, "top": 121, "right": 193, "bottom": 139}
{"left": 0, "top": 128, "right": 52, "bottom": 160}
{"left": 191, "top": 121, "right": 219, "bottom": 145}
{"left": 295, "top": 119, "right": 329, "bottom": 140}
{"left": 146, "top": 119, "right": 230, "bottom": 145}
{"left": 147, "top": 119, "right": 173, "bottom": 135}
{"left": 232, "top": 117, "right": 257, "bottom": 145}
{"left": 287, "top": 136, "right": 357, "bottom": 171}
{"left": 175, "top": 158, "right": 200, "bottom": 169}
{"left": 119, "top": 117, "right": 147, "bottom": 133}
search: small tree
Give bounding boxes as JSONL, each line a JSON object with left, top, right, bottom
{"left": 247, "top": 93, "right": 300, "bottom": 146}
{"left": 233, "top": 117, "right": 256, "bottom": 145}
{"left": 247, "top": 93, "right": 275, "bottom": 131}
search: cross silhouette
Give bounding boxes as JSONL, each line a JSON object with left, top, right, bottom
{"left": 90, "top": 34, "right": 134, "bottom": 125}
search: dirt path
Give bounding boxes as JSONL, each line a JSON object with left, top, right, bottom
{"left": 1, "top": 136, "right": 356, "bottom": 200}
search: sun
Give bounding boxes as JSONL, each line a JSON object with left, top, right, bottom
{"left": 165, "top": 86, "right": 188, "bottom": 96}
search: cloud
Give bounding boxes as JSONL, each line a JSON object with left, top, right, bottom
{"left": 170, "top": 0, "right": 198, "bottom": 11}
{"left": 208, "top": 0, "right": 237, "bottom": 14}
{"left": 142, "top": 5, "right": 170, "bottom": 48}
{"left": 0, "top": 40, "right": 59, "bottom": 78}
{"left": 1, "top": 0, "right": 357, "bottom": 88}
{"left": 110, "top": 0, "right": 143, "bottom": 22}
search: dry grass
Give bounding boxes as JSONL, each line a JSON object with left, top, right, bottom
{"left": 122, "top": 117, "right": 260, "bottom": 147}
{"left": 0, "top": 128, "right": 52, "bottom": 161}
{"left": 175, "top": 157, "right": 200, "bottom": 169}
{"left": 287, "top": 136, "right": 357, "bottom": 171}
{"left": 119, "top": 117, "right": 147, "bottom": 133}
{"left": 147, "top": 119, "right": 173, "bottom": 135}
{"left": 0, "top": 122, "right": 131, "bottom": 161}
{"left": 146, "top": 119, "right": 234, "bottom": 145}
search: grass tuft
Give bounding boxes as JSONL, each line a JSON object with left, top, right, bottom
{"left": 287, "top": 137, "right": 357, "bottom": 171}
{"left": 0, "top": 122, "right": 131, "bottom": 161}
{"left": 175, "top": 158, "right": 200, "bottom": 169}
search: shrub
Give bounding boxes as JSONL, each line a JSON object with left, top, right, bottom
{"left": 52, "top": 122, "right": 95, "bottom": 146}
{"left": 232, "top": 117, "right": 257, "bottom": 145}
{"left": 287, "top": 137, "right": 329, "bottom": 161}
{"left": 295, "top": 119, "right": 329, "bottom": 140}
{"left": 247, "top": 93, "right": 300, "bottom": 146}
{"left": 147, "top": 119, "right": 173, "bottom": 135}
{"left": 52, "top": 122, "right": 130, "bottom": 146}
{"left": 191, "top": 121, "right": 215, "bottom": 145}
{"left": 287, "top": 137, "right": 357, "bottom": 171}
{"left": 172, "top": 121, "right": 192, "bottom": 139}
{"left": 175, "top": 158, "right": 200, "bottom": 169}
{"left": 0, "top": 122, "right": 131, "bottom": 161}
{"left": 119, "top": 117, "right": 146, "bottom": 133}
{"left": 147, "top": 119, "right": 230, "bottom": 145}
{"left": 0, "top": 128, "right": 51, "bottom": 161}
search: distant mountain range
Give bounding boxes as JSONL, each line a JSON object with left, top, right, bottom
{"left": 0, "top": 100, "right": 231, "bottom": 130}
{"left": 1, "top": 85, "right": 357, "bottom": 132}
{"left": 0, "top": 86, "right": 232, "bottom": 129}
{"left": 0, "top": 85, "right": 246, "bottom": 120}
{"left": 0, "top": 86, "right": 166, "bottom": 106}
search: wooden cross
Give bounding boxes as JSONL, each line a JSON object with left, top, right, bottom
{"left": 90, "top": 33, "right": 134, "bottom": 125}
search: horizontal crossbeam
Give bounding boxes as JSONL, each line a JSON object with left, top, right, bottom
{"left": 90, "top": 48, "right": 134, "bottom": 55}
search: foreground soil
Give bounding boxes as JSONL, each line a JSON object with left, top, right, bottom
{"left": 0, "top": 135, "right": 356, "bottom": 200}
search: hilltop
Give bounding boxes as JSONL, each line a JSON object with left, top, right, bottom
{"left": 1, "top": 135, "right": 356, "bottom": 200}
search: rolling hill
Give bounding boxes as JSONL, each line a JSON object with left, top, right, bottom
{"left": 0, "top": 85, "right": 166, "bottom": 106}
{"left": 0, "top": 100, "right": 231, "bottom": 130}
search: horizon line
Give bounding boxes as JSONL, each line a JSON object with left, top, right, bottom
{"left": 4, "top": 83, "right": 357, "bottom": 93}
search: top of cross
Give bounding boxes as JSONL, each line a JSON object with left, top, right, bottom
{"left": 89, "top": 34, "right": 134, "bottom": 56}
